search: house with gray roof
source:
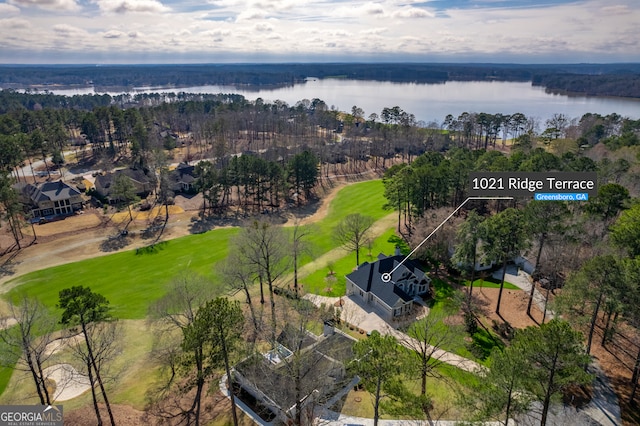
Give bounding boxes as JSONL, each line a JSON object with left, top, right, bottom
{"left": 169, "top": 163, "right": 197, "bottom": 193}
{"left": 21, "top": 180, "right": 84, "bottom": 219}
{"left": 234, "top": 324, "right": 356, "bottom": 424}
{"left": 345, "top": 252, "right": 431, "bottom": 322}
{"left": 94, "top": 168, "right": 152, "bottom": 202}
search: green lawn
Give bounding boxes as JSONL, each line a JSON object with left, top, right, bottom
{"left": 411, "top": 278, "right": 504, "bottom": 366}
{"left": 5, "top": 228, "right": 238, "bottom": 319}
{"left": 300, "top": 227, "right": 397, "bottom": 296}
{"left": 463, "top": 277, "right": 520, "bottom": 290}
{"left": 303, "top": 180, "right": 388, "bottom": 254}
{"left": 0, "top": 343, "right": 18, "bottom": 396}
{"left": 336, "top": 360, "right": 478, "bottom": 420}
{"left": 3, "top": 180, "right": 388, "bottom": 319}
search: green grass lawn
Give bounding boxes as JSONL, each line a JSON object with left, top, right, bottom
{"left": 336, "top": 361, "right": 478, "bottom": 421}
{"left": 0, "top": 343, "right": 18, "bottom": 396}
{"left": 411, "top": 278, "right": 503, "bottom": 366}
{"left": 300, "top": 227, "right": 397, "bottom": 296}
{"left": 5, "top": 228, "right": 238, "bottom": 319}
{"left": 3, "top": 180, "right": 388, "bottom": 320}
{"left": 303, "top": 180, "right": 388, "bottom": 254}
{"left": 463, "top": 277, "right": 520, "bottom": 290}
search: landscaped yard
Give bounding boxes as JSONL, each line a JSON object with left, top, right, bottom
{"left": 408, "top": 278, "right": 505, "bottom": 366}
{"left": 334, "top": 360, "right": 479, "bottom": 421}
{"left": 300, "top": 227, "right": 398, "bottom": 295}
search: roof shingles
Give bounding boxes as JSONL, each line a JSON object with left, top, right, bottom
{"left": 346, "top": 255, "right": 428, "bottom": 308}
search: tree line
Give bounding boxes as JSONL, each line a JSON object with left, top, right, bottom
{"left": 2, "top": 63, "right": 639, "bottom": 97}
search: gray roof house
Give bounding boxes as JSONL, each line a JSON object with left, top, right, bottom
{"left": 20, "top": 180, "right": 83, "bottom": 219}
{"left": 170, "top": 163, "right": 196, "bottom": 193}
{"left": 234, "top": 324, "right": 356, "bottom": 424}
{"left": 94, "top": 168, "right": 152, "bottom": 202}
{"left": 345, "top": 252, "right": 431, "bottom": 322}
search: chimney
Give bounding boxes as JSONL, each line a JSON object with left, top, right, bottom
{"left": 323, "top": 320, "right": 335, "bottom": 337}
{"left": 394, "top": 245, "right": 402, "bottom": 256}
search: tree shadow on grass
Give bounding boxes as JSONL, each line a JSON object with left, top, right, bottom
{"left": 135, "top": 241, "right": 168, "bottom": 256}
{"left": 187, "top": 216, "right": 242, "bottom": 234}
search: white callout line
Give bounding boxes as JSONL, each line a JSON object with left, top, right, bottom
{"left": 380, "top": 196, "right": 514, "bottom": 283}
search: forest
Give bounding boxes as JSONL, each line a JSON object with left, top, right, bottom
{"left": 1, "top": 63, "right": 640, "bottom": 97}
{"left": 1, "top": 87, "right": 640, "bottom": 425}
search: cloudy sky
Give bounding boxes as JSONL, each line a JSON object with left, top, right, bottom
{"left": 0, "top": 0, "right": 638, "bottom": 64}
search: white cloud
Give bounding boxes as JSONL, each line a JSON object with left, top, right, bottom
{"left": 94, "top": 0, "right": 170, "bottom": 14}
{"left": 600, "top": 4, "right": 630, "bottom": 15}
{"left": 8, "top": 0, "right": 79, "bottom": 11}
{"left": 236, "top": 8, "right": 268, "bottom": 21}
{"left": 53, "top": 23, "right": 86, "bottom": 36}
{"left": 0, "top": 3, "right": 21, "bottom": 15}
{"left": 1, "top": 0, "right": 639, "bottom": 63}
{"left": 360, "top": 27, "right": 387, "bottom": 35}
{"left": 0, "top": 17, "right": 31, "bottom": 29}
{"left": 391, "top": 7, "right": 434, "bottom": 19}
{"left": 254, "top": 22, "right": 274, "bottom": 32}
{"left": 203, "top": 28, "right": 231, "bottom": 37}
{"left": 103, "top": 30, "right": 125, "bottom": 38}
{"left": 363, "top": 3, "right": 384, "bottom": 15}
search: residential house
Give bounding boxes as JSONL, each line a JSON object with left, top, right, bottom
{"left": 234, "top": 324, "right": 355, "bottom": 424}
{"left": 20, "top": 180, "right": 84, "bottom": 219}
{"left": 94, "top": 168, "right": 152, "bottom": 202}
{"left": 345, "top": 251, "right": 431, "bottom": 322}
{"left": 169, "top": 163, "right": 197, "bottom": 194}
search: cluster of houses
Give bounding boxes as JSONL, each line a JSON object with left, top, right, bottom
{"left": 15, "top": 163, "right": 196, "bottom": 221}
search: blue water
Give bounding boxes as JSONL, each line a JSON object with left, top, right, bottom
{"left": 29, "top": 79, "right": 640, "bottom": 124}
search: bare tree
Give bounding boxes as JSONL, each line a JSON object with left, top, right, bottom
{"left": 334, "top": 213, "right": 375, "bottom": 266}
{"left": 400, "top": 311, "right": 463, "bottom": 421}
{"left": 220, "top": 253, "right": 262, "bottom": 338}
{"left": 0, "top": 296, "right": 56, "bottom": 405}
{"left": 65, "top": 321, "right": 121, "bottom": 423}
{"left": 291, "top": 222, "right": 315, "bottom": 298}
{"left": 150, "top": 272, "right": 215, "bottom": 331}
{"left": 232, "top": 220, "right": 289, "bottom": 344}
{"left": 110, "top": 173, "right": 139, "bottom": 223}
{"left": 147, "top": 272, "right": 219, "bottom": 425}
{"left": 58, "top": 286, "right": 116, "bottom": 426}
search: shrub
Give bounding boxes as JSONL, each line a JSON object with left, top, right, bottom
{"left": 464, "top": 310, "right": 478, "bottom": 335}
{"left": 491, "top": 319, "right": 514, "bottom": 340}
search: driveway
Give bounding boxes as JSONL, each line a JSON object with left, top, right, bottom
{"left": 304, "top": 294, "right": 482, "bottom": 373}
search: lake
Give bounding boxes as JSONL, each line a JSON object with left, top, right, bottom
{"left": 36, "top": 79, "right": 640, "bottom": 125}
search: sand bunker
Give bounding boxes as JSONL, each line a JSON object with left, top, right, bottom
{"left": 44, "top": 364, "right": 91, "bottom": 402}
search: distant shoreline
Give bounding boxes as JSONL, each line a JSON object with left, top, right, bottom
{"left": 4, "top": 79, "right": 640, "bottom": 102}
